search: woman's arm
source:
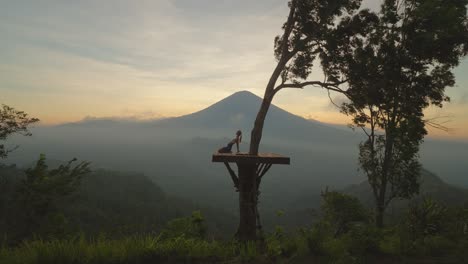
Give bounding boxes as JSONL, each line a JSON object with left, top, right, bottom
{"left": 236, "top": 136, "right": 240, "bottom": 152}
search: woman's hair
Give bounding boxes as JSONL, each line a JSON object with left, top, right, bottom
{"left": 236, "top": 130, "right": 242, "bottom": 143}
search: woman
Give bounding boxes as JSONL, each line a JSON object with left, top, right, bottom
{"left": 218, "top": 130, "right": 242, "bottom": 153}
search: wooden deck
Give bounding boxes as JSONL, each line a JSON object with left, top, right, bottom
{"left": 212, "top": 152, "right": 290, "bottom": 164}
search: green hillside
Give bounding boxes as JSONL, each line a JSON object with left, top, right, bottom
{"left": 344, "top": 169, "right": 468, "bottom": 208}
{"left": 0, "top": 164, "right": 236, "bottom": 244}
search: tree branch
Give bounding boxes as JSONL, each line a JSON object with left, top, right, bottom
{"left": 274, "top": 80, "right": 349, "bottom": 95}
{"left": 223, "top": 162, "right": 239, "bottom": 191}
{"left": 281, "top": 0, "right": 298, "bottom": 57}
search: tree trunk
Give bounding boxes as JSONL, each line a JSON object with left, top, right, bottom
{"left": 376, "top": 205, "right": 385, "bottom": 228}
{"left": 375, "top": 131, "right": 394, "bottom": 229}
{"left": 249, "top": 56, "right": 289, "bottom": 155}
{"left": 249, "top": 95, "right": 274, "bottom": 155}
{"left": 236, "top": 163, "right": 258, "bottom": 241}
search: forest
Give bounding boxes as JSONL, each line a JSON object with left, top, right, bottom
{"left": 1, "top": 0, "right": 468, "bottom": 263}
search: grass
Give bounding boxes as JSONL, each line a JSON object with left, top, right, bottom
{"left": 0, "top": 234, "right": 274, "bottom": 264}
{"left": 2, "top": 228, "right": 467, "bottom": 264}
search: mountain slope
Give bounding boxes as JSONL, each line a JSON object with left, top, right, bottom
{"left": 343, "top": 169, "right": 468, "bottom": 207}
{"left": 151, "top": 90, "right": 361, "bottom": 144}
{"left": 0, "top": 165, "right": 236, "bottom": 241}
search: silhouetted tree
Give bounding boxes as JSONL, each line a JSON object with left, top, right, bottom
{"left": 0, "top": 104, "right": 39, "bottom": 159}
{"left": 250, "top": 0, "right": 364, "bottom": 155}
{"left": 236, "top": 0, "right": 369, "bottom": 242}
{"left": 329, "top": 0, "right": 468, "bottom": 227}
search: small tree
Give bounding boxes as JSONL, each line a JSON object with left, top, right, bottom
{"left": 159, "top": 211, "right": 206, "bottom": 240}
{"left": 17, "top": 154, "right": 90, "bottom": 237}
{"left": 407, "top": 197, "right": 448, "bottom": 241}
{"left": 329, "top": 0, "right": 468, "bottom": 227}
{"left": 321, "top": 190, "right": 369, "bottom": 237}
{"left": 0, "top": 104, "right": 39, "bottom": 159}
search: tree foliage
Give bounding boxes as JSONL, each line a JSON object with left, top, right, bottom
{"left": 324, "top": 0, "right": 468, "bottom": 227}
{"left": 407, "top": 197, "right": 448, "bottom": 240}
{"left": 321, "top": 190, "right": 369, "bottom": 237}
{"left": 0, "top": 104, "right": 39, "bottom": 159}
{"left": 250, "top": 0, "right": 366, "bottom": 155}
{"left": 17, "top": 154, "right": 90, "bottom": 237}
{"left": 160, "top": 211, "right": 207, "bottom": 240}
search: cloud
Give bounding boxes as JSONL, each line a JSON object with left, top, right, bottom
{"left": 120, "top": 109, "right": 167, "bottom": 120}
{"left": 458, "top": 93, "right": 468, "bottom": 105}
{"left": 325, "top": 95, "right": 350, "bottom": 110}
{"left": 362, "top": 0, "right": 382, "bottom": 11}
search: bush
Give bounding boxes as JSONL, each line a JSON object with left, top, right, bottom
{"left": 265, "top": 225, "right": 299, "bottom": 259}
{"left": 305, "top": 221, "right": 333, "bottom": 256}
{"left": 321, "top": 190, "right": 369, "bottom": 237}
{"left": 343, "top": 225, "right": 381, "bottom": 256}
{"left": 419, "top": 235, "right": 454, "bottom": 257}
{"left": 322, "top": 238, "right": 355, "bottom": 264}
{"left": 159, "top": 211, "right": 206, "bottom": 240}
{"left": 407, "top": 198, "right": 448, "bottom": 240}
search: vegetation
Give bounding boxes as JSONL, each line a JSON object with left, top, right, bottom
{"left": 0, "top": 163, "right": 236, "bottom": 246}
{"left": 1, "top": 0, "right": 467, "bottom": 263}
{"left": 0, "top": 104, "right": 39, "bottom": 159}
{"left": 326, "top": 0, "right": 468, "bottom": 228}
{"left": 1, "top": 191, "right": 467, "bottom": 264}
{"left": 250, "top": 0, "right": 364, "bottom": 155}
{"left": 234, "top": 0, "right": 372, "bottom": 242}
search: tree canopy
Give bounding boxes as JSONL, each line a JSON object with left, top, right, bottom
{"left": 324, "top": 0, "right": 468, "bottom": 227}
{"left": 0, "top": 104, "right": 39, "bottom": 159}
{"left": 250, "top": 0, "right": 366, "bottom": 154}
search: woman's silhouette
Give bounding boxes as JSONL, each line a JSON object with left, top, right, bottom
{"left": 218, "top": 130, "right": 242, "bottom": 153}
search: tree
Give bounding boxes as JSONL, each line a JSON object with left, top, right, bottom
{"left": 160, "top": 211, "right": 206, "bottom": 240}
{"left": 407, "top": 197, "right": 448, "bottom": 241}
{"left": 0, "top": 104, "right": 39, "bottom": 159}
{"left": 233, "top": 0, "right": 368, "bottom": 242}
{"left": 321, "top": 190, "right": 369, "bottom": 237}
{"left": 249, "top": 0, "right": 364, "bottom": 155}
{"left": 329, "top": 0, "right": 468, "bottom": 227}
{"left": 17, "top": 154, "right": 90, "bottom": 238}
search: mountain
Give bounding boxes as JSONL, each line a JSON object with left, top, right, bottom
{"left": 151, "top": 91, "right": 359, "bottom": 144}
{"left": 4, "top": 90, "right": 468, "bottom": 223}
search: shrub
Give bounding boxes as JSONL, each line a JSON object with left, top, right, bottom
{"left": 321, "top": 190, "right": 369, "bottom": 237}
{"left": 343, "top": 225, "right": 381, "bottom": 256}
{"left": 265, "top": 225, "right": 298, "bottom": 259}
{"left": 420, "top": 235, "right": 454, "bottom": 257}
{"left": 305, "top": 221, "right": 333, "bottom": 256}
{"left": 407, "top": 198, "right": 448, "bottom": 240}
{"left": 322, "top": 238, "right": 356, "bottom": 264}
{"left": 159, "top": 211, "right": 206, "bottom": 240}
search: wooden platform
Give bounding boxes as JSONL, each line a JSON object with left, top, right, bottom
{"left": 212, "top": 152, "right": 290, "bottom": 165}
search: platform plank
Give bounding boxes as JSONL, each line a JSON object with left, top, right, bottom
{"left": 212, "top": 152, "right": 290, "bottom": 164}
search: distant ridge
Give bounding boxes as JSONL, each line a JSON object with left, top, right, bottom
{"left": 343, "top": 169, "right": 468, "bottom": 207}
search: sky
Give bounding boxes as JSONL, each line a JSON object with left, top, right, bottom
{"left": 1, "top": 0, "right": 467, "bottom": 139}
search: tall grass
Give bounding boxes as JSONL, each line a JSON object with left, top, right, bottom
{"left": 0, "top": 234, "right": 248, "bottom": 264}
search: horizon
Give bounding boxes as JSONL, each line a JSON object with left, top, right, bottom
{"left": 1, "top": 0, "right": 468, "bottom": 140}
{"left": 28, "top": 90, "right": 468, "bottom": 144}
